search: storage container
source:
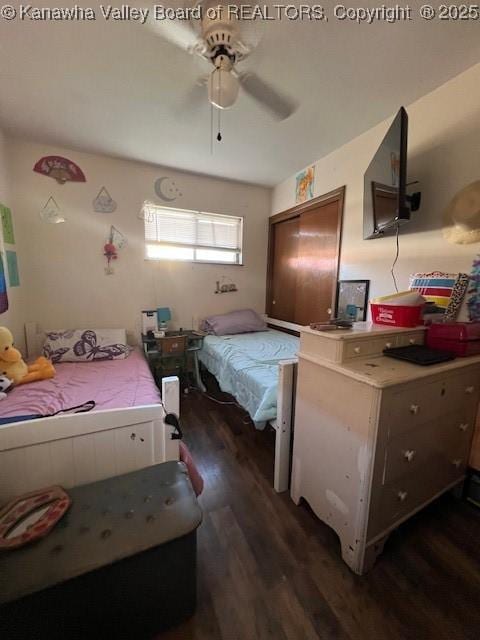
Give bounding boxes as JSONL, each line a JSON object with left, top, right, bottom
{"left": 0, "top": 462, "right": 202, "bottom": 639}
{"left": 370, "top": 303, "right": 423, "bottom": 328}
{"left": 426, "top": 322, "right": 480, "bottom": 357}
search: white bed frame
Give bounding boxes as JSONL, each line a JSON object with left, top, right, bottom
{"left": 194, "top": 315, "right": 298, "bottom": 493}
{"left": 0, "top": 323, "right": 180, "bottom": 504}
{"left": 269, "top": 358, "right": 297, "bottom": 492}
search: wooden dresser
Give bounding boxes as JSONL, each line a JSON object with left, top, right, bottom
{"left": 291, "top": 323, "right": 480, "bottom": 574}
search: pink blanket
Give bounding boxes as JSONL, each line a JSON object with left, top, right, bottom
{"left": 0, "top": 349, "right": 204, "bottom": 495}
{"left": 0, "top": 349, "right": 161, "bottom": 418}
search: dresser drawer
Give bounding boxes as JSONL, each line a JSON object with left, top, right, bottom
{"left": 395, "top": 331, "right": 425, "bottom": 347}
{"left": 386, "top": 373, "right": 479, "bottom": 438}
{"left": 383, "top": 410, "right": 474, "bottom": 485}
{"left": 378, "top": 470, "right": 436, "bottom": 529}
{"left": 344, "top": 336, "right": 398, "bottom": 360}
{"left": 383, "top": 420, "right": 436, "bottom": 485}
{"left": 344, "top": 340, "right": 375, "bottom": 359}
{"left": 378, "top": 458, "right": 464, "bottom": 532}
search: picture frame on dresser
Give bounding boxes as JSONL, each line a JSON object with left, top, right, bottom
{"left": 335, "top": 279, "right": 370, "bottom": 322}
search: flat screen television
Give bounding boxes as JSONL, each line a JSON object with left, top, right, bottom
{"left": 363, "top": 107, "right": 409, "bottom": 239}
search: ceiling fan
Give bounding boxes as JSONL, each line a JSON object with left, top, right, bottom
{"left": 145, "top": 1, "right": 298, "bottom": 121}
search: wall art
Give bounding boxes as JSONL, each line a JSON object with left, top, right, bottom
{"left": 33, "top": 156, "right": 86, "bottom": 184}
{"left": 93, "top": 187, "right": 117, "bottom": 213}
{"left": 40, "top": 196, "right": 65, "bottom": 224}
{"left": 0, "top": 205, "right": 15, "bottom": 244}
{"left": 104, "top": 226, "right": 127, "bottom": 275}
{"left": 154, "top": 177, "right": 182, "bottom": 202}
{"left": 6, "top": 251, "right": 19, "bottom": 287}
{"left": 295, "top": 166, "right": 315, "bottom": 204}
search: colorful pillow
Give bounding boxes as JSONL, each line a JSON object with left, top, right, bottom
{"left": 409, "top": 271, "right": 470, "bottom": 320}
{"left": 201, "top": 309, "right": 267, "bottom": 336}
{"left": 43, "top": 329, "right": 130, "bottom": 363}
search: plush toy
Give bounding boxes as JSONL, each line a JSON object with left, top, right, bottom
{"left": 0, "top": 327, "right": 55, "bottom": 385}
{"left": 0, "top": 374, "right": 13, "bottom": 399}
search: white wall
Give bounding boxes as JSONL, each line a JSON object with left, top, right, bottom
{"left": 0, "top": 128, "right": 27, "bottom": 351}
{"left": 9, "top": 140, "right": 271, "bottom": 339}
{"left": 272, "top": 62, "right": 480, "bottom": 305}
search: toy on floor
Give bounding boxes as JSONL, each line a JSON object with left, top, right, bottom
{"left": 0, "top": 327, "right": 55, "bottom": 385}
{"left": 0, "top": 375, "right": 13, "bottom": 399}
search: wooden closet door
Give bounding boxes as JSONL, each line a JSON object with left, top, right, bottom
{"left": 294, "top": 199, "right": 342, "bottom": 326}
{"left": 268, "top": 217, "right": 299, "bottom": 322}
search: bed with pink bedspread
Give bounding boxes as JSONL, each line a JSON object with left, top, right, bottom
{"left": 0, "top": 349, "right": 204, "bottom": 495}
{"left": 1, "top": 348, "right": 160, "bottom": 419}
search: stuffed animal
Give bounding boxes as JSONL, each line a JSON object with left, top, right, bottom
{"left": 0, "top": 374, "right": 13, "bottom": 399}
{"left": 0, "top": 327, "right": 55, "bottom": 385}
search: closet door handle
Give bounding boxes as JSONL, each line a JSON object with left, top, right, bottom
{"left": 459, "top": 423, "right": 469, "bottom": 432}
{"left": 452, "top": 459, "right": 463, "bottom": 469}
{"left": 465, "top": 386, "right": 475, "bottom": 394}
{"left": 409, "top": 404, "right": 420, "bottom": 415}
{"left": 403, "top": 450, "right": 416, "bottom": 462}
{"left": 385, "top": 342, "right": 393, "bottom": 349}
{"left": 397, "top": 491, "right": 408, "bottom": 502}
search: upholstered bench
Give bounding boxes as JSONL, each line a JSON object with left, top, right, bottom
{"left": 0, "top": 462, "right": 202, "bottom": 639}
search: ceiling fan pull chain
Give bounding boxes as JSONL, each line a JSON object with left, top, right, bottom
{"left": 210, "top": 102, "right": 214, "bottom": 154}
{"left": 217, "top": 108, "right": 222, "bottom": 142}
{"left": 217, "top": 75, "right": 223, "bottom": 142}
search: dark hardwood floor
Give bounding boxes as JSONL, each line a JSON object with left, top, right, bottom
{"left": 161, "top": 378, "right": 480, "bottom": 640}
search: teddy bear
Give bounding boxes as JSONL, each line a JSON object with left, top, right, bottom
{"left": 0, "top": 327, "right": 55, "bottom": 385}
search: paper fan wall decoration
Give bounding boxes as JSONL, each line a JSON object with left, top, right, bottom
{"left": 33, "top": 156, "right": 86, "bottom": 184}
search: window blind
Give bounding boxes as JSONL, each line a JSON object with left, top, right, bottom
{"left": 143, "top": 203, "right": 243, "bottom": 264}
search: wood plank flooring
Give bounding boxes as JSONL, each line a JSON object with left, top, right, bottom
{"left": 160, "top": 378, "right": 480, "bottom": 640}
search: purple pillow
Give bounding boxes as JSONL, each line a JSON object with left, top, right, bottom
{"left": 202, "top": 309, "right": 267, "bottom": 336}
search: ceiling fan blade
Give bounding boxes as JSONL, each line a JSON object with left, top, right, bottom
{"left": 238, "top": 72, "right": 298, "bottom": 121}
{"left": 144, "top": 6, "right": 200, "bottom": 53}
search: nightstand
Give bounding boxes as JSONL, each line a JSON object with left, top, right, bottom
{"left": 142, "top": 331, "right": 206, "bottom": 392}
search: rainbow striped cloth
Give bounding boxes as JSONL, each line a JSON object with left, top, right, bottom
{"left": 409, "top": 271, "right": 469, "bottom": 319}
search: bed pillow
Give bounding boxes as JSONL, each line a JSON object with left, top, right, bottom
{"left": 202, "top": 309, "right": 267, "bottom": 336}
{"left": 43, "top": 329, "right": 131, "bottom": 363}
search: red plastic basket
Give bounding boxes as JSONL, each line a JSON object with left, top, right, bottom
{"left": 370, "top": 303, "right": 423, "bottom": 328}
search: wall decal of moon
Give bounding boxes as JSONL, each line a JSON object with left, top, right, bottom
{"left": 154, "top": 177, "right": 183, "bottom": 202}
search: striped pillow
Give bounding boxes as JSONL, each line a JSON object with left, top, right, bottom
{"left": 409, "top": 271, "right": 469, "bottom": 320}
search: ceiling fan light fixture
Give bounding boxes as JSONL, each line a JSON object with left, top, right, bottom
{"left": 208, "top": 68, "right": 239, "bottom": 109}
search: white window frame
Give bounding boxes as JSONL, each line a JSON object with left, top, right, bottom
{"left": 142, "top": 203, "right": 244, "bottom": 266}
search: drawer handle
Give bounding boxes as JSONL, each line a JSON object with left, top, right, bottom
{"left": 385, "top": 341, "right": 393, "bottom": 349}
{"left": 452, "top": 459, "right": 463, "bottom": 469}
{"left": 409, "top": 404, "right": 420, "bottom": 415}
{"left": 459, "top": 423, "right": 469, "bottom": 432}
{"left": 354, "top": 346, "right": 361, "bottom": 354}
{"left": 465, "top": 386, "right": 475, "bottom": 395}
{"left": 409, "top": 338, "right": 416, "bottom": 345}
{"left": 397, "top": 491, "right": 408, "bottom": 502}
{"left": 403, "top": 449, "right": 416, "bottom": 462}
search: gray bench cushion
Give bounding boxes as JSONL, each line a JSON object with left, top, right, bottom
{"left": 0, "top": 461, "right": 202, "bottom": 604}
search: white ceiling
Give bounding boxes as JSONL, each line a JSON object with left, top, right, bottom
{"left": 1, "top": 1, "right": 480, "bottom": 186}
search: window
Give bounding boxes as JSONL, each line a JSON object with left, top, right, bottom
{"left": 143, "top": 203, "right": 243, "bottom": 265}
